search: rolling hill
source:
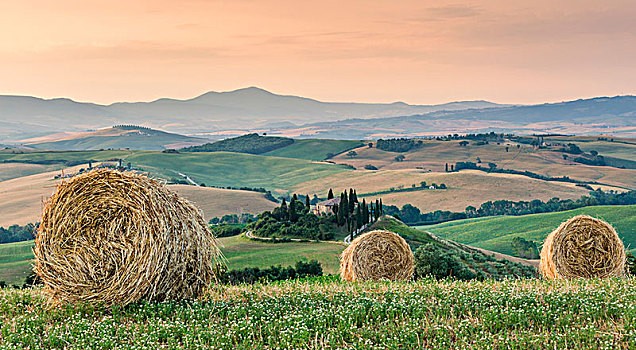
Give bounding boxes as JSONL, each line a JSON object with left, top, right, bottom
{"left": 0, "top": 87, "right": 503, "bottom": 140}
{"left": 267, "top": 96, "right": 636, "bottom": 139}
{"left": 23, "top": 125, "right": 209, "bottom": 151}
{"left": 0, "top": 165, "right": 283, "bottom": 228}
{"left": 419, "top": 205, "right": 636, "bottom": 257}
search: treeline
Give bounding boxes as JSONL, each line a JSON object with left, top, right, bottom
{"left": 454, "top": 161, "right": 587, "bottom": 184}
{"left": 376, "top": 138, "right": 422, "bottom": 152}
{"left": 219, "top": 260, "right": 323, "bottom": 285}
{"left": 385, "top": 189, "right": 636, "bottom": 226}
{"left": 181, "top": 133, "right": 294, "bottom": 154}
{"left": 434, "top": 132, "right": 510, "bottom": 142}
{"left": 0, "top": 223, "right": 36, "bottom": 244}
{"left": 361, "top": 181, "right": 446, "bottom": 197}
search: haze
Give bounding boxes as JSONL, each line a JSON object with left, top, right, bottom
{"left": 0, "top": 0, "right": 634, "bottom": 105}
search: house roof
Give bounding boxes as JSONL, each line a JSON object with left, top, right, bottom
{"left": 316, "top": 197, "right": 341, "bottom": 206}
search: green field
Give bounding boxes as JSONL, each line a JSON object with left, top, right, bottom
{"left": 0, "top": 149, "right": 350, "bottom": 192}
{"left": 220, "top": 235, "right": 344, "bottom": 274}
{"left": 0, "top": 236, "right": 346, "bottom": 285}
{"left": 2, "top": 278, "right": 636, "bottom": 348}
{"left": 418, "top": 205, "right": 636, "bottom": 256}
{"left": 0, "top": 241, "right": 34, "bottom": 286}
{"left": 263, "top": 139, "right": 363, "bottom": 160}
{"left": 125, "top": 151, "right": 349, "bottom": 190}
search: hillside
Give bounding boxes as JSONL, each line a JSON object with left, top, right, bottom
{"left": 272, "top": 95, "right": 636, "bottom": 139}
{"left": 0, "top": 165, "right": 284, "bottom": 228}
{"left": 181, "top": 133, "right": 294, "bottom": 154}
{"left": 23, "top": 125, "right": 208, "bottom": 151}
{"left": 263, "top": 139, "right": 363, "bottom": 160}
{"left": 329, "top": 137, "right": 636, "bottom": 189}
{"left": 0, "top": 87, "right": 504, "bottom": 140}
{"left": 367, "top": 216, "right": 537, "bottom": 278}
{"left": 419, "top": 205, "right": 636, "bottom": 257}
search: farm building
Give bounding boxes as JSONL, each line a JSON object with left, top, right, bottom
{"left": 312, "top": 197, "right": 341, "bottom": 216}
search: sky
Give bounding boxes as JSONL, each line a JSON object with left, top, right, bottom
{"left": 0, "top": 0, "right": 634, "bottom": 105}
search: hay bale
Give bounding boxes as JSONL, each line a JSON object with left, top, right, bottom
{"left": 340, "top": 230, "right": 414, "bottom": 281}
{"left": 539, "top": 215, "right": 625, "bottom": 279}
{"left": 34, "top": 169, "right": 223, "bottom": 306}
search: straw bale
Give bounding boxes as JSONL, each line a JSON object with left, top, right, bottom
{"left": 34, "top": 169, "right": 223, "bottom": 306}
{"left": 340, "top": 230, "right": 414, "bottom": 281}
{"left": 539, "top": 215, "right": 625, "bottom": 279}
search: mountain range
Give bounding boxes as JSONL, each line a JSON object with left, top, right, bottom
{"left": 0, "top": 87, "right": 502, "bottom": 141}
{"left": 0, "top": 87, "right": 634, "bottom": 141}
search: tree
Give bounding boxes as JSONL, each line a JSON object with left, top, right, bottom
{"left": 420, "top": 181, "right": 427, "bottom": 188}
{"left": 368, "top": 143, "right": 373, "bottom": 148}
{"left": 590, "top": 150, "right": 599, "bottom": 157}
{"left": 488, "top": 162, "right": 497, "bottom": 170}
{"left": 445, "top": 163, "right": 449, "bottom": 172}
{"left": 562, "top": 154, "right": 568, "bottom": 160}
{"left": 347, "top": 150, "right": 358, "bottom": 158}
{"left": 327, "top": 189, "right": 334, "bottom": 200}
{"left": 288, "top": 198, "right": 298, "bottom": 222}
{"left": 355, "top": 205, "right": 363, "bottom": 229}
{"left": 505, "top": 146, "right": 509, "bottom": 152}
{"left": 450, "top": 164, "right": 454, "bottom": 172}
{"left": 305, "top": 195, "right": 310, "bottom": 208}
{"left": 349, "top": 188, "right": 356, "bottom": 213}
{"left": 459, "top": 141, "right": 469, "bottom": 147}
{"left": 394, "top": 154, "right": 405, "bottom": 162}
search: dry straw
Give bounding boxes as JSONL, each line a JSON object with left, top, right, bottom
{"left": 340, "top": 230, "right": 414, "bottom": 282}
{"left": 539, "top": 215, "right": 625, "bottom": 279}
{"left": 34, "top": 169, "right": 223, "bottom": 307}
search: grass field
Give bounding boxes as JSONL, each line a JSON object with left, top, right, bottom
{"left": 125, "top": 151, "right": 349, "bottom": 192}
{"left": 294, "top": 168, "right": 588, "bottom": 213}
{"left": 419, "top": 205, "right": 636, "bottom": 256}
{"left": 1, "top": 278, "right": 636, "bottom": 348}
{"left": 0, "top": 235, "right": 346, "bottom": 285}
{"left": 263, "top": 139, "right": 363, "bottom": 160}
{"left": 331, "top": 139, "right": 636, "bottom": 189}
{"left": 0, "top": 241, "right": 34, "bottom": 285}
{"left": 220, "top": 235, "right": 344, "bottom": 274}
{"left": 0, "top": 166, "right": 281, "bottom": 228}
{"left": 168, "top": 185, "right": 278, "bottom": 219}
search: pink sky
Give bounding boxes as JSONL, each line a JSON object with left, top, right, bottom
{"left": 0, "top": 0, "right": 634, "bottom": 104}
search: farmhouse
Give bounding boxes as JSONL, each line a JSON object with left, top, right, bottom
{"left": 312, "top": 197, "right": 341, "bottom": 216}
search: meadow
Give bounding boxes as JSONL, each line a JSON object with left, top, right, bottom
{"left": 0, "top": 235, "right": 346, "bottom": 286}
{"left": 420, "top": 205, "right": 636, "bottom": 256}
{"left": 1, "top": 277, "right": 635, "bottom": 349}
{"left": 263, "top": 139, "right": 363, "bottom": 160}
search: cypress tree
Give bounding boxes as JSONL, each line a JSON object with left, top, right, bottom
{"left": 348, "top": 189, "right": 355, "bottom": 214}
{"left": 288, "top": 198, "right": 297, "bottom": 222}
{"left": 379, "top": 199, "right": 383, "bottom": 215}
{"left": 305, "top": 194, "right": 310, "bottom": 208}
{"left": 327, "top": 189, "right": 334, "bottom": 200}
{"left": 292, "top": 193, "right": 298, "bottom": 202}
{"left": 375, "top": 200, "right": 380, "bottom": 219}
{"left": 355, "top": 205, "right": 362, "bottom": 229}
{"left": 362, "top": 199, "right": 368, "bottom": 224}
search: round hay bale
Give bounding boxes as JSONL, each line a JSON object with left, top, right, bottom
{"left": 340, "top": 230, "right": 414, "bottom": 282}
{"left": 539, "top": 215, "right": 625, "bottom": 279}
{"left": 34, "top": 169, "right": 223, "bottom": 306}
